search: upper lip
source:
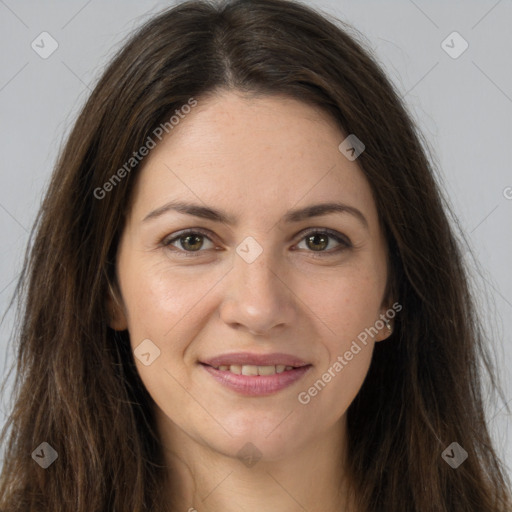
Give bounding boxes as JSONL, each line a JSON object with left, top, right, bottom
{"left": 201, "top": 352, "right": 310, "bottom": 368}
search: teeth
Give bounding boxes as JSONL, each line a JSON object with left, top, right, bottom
{"left": 242, "top": 365, "right": 259, "bottom": 376}
{"left": 214, "top": 364, "right": 296, "bottom": 375}
{"left": 258, "top": 365, "right": 277, "bottom": 375}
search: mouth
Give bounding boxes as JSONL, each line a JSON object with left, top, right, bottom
{"left": 199, "top": 352, "right": 312, "bottom": 396}
{"left": 202, "top": 363, "right": 302, "bottom": 375}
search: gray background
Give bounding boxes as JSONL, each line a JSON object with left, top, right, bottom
{"left": 0, "top": 0, "right": 511, "bottom": 476}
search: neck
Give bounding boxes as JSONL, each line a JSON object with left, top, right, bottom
{"left": 156, "top": 410, "right": 357, "bottom": 512}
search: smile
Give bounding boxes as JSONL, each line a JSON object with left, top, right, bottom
{"left": 200, "top": 361, "right": 312, "bottom": 396}
{"left": 210, "top": 364, "right": 295, "bottom": 375}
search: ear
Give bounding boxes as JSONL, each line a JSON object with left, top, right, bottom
{"left": 374, "top": 304, "right": 395, "bottom": 343}
{"left": 375, "top": 272, "right": 397, "bottom": 342}
{"left": 106, "top": 280, "right": 128, "bottom": 331}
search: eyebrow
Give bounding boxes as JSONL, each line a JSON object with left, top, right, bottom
{"left": 142, "top": 200, "right": 368, "bottom": 229}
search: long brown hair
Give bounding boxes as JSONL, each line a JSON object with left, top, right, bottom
{"left": 0, "top": 0, "right": 510, "bottom": 510}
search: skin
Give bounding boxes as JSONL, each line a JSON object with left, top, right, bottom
{"left": 109, "top": 91, "right": 393, "bottom": 512}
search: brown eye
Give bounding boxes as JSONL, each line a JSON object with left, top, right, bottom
{"left": 178, "top": 233, "right": 205, "bottom": 251}
{"left": 296, "top": 229, "right": 351, "bottom": 255}
{"left": 163, "top": 229, "right": 215, "bottom": 256}
{"left": 305, "top": 233, "right": 329, "bottom": 251}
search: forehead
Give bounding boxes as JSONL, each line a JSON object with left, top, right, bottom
{"left": 129, "top": 92, "right": 378, "bottom": 226}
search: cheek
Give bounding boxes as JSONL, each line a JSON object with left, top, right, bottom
{"left": 119, "top": 257, "right": 219, "bottom": 345}
{"left": 296, "top": 272, "right": 379, "bottom": 419}
{"left": 293, "top": 261, "right": 383, "bottom": 411}
{"left": 302, "top": 341, "right": 374, "bottom": 426}
{"left": 298, "top": 262, "right": 385, "bottom": 344}
{"left": 117, "top": 260, "right": 214, "bottom": 418}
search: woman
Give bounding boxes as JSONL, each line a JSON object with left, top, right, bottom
{"left": 0, "top": 0, "right": 510, "bottom": 510}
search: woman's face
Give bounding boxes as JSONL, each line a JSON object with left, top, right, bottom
{"left": 112, "top": 91, "right": 392, "bottom": 461}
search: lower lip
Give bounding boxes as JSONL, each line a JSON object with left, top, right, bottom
{"left": 201, "top": 363, "right": 312, "bottom": 396}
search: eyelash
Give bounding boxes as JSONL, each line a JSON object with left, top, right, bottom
{"left": 161, "top": 228, "right": 352, "bottom": 258}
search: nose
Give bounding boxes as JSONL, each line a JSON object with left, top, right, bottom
{"left": 219, "top": 245, "right": 297, "bottom": 336}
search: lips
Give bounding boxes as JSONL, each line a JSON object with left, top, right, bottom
{"left": 201, "top": 352, "right": 309, "bottom": 368}
{"left": 208, "top": 363, "right": 293, "bottom": 376}
{"left": 200, "top": 352, "right": 312, "bottom": 396}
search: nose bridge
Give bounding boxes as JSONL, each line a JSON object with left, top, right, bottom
{"left": 237, "top": 241, "right": 277, "bottom": 291}
{"left": 220, "top": 235, "right": 294, "bottom": 334}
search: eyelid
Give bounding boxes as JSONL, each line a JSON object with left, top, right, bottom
{"left": 298, "top": 227, "right": 352, "bottom": 247}
{"left": 162, "top": 227, "right": 216, "bottom": 254}
{"left": 162, "top": 227, "right": 352, "bottom": 256}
